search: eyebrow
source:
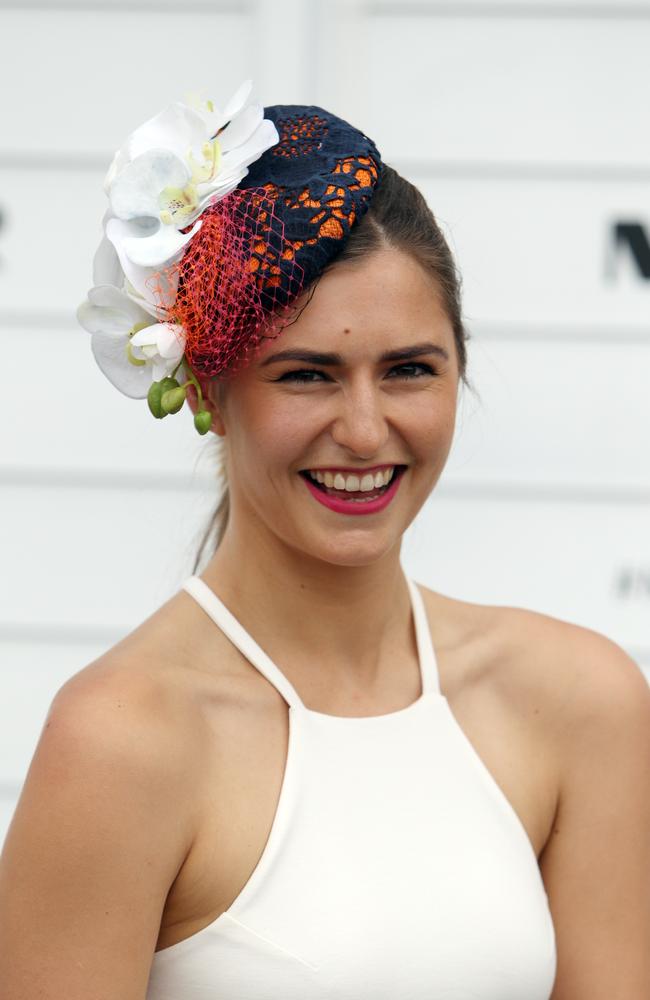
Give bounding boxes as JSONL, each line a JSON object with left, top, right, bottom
{"left": 259, "top": 342, "right": 450, "bottom": 367}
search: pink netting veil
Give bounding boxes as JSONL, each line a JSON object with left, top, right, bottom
{"left": 150, "top": 185, "right": 307, "bottom": 381}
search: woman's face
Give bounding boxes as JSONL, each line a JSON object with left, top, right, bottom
{"left": 205, "top": 247, "right": 460, "bottom": 567}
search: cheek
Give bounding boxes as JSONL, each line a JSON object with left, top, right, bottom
{"left": 406, "top": 391, "right": 457, "bottom": 454}
{"left": 229, "top": 392, "right": 317, "bottom": 471}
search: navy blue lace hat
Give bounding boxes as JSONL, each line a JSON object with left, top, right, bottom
{"left": 240, "top": 104, "right": 382, "bottom": 298}
{"left": 170, "top": 103, "right": 383, "bottom": 381}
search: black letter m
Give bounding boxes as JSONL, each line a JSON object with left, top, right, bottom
{"left": 610, "top": 222, "right": 650, "bottom": 279}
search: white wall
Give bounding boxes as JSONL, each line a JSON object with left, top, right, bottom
{"left": 1, "top": 0, "right": 649, "bottom": 843}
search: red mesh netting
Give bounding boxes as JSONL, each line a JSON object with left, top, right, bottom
{"left": 148, "top": 185, "right": 306, "bottom": 380}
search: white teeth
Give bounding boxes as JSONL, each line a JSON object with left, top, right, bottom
{"left": 307, "top": 466, "right": 396, "bottom": 492}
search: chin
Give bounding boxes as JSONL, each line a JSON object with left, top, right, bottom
{"left": 295, "top": 530, "right": 402, "bottom": 569}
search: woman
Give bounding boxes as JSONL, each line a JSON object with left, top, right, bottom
{"left": 1, "top": 85, "right": 649, "bottom": 1000}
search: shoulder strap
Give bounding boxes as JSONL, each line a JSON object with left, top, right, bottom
{"left": 406, "top": 578, "right": 442, "bottom": 695}
{"left": 181, "top": 576, "right": 305, "bottom": 710}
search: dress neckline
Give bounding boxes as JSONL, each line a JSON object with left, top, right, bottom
{"left": 181, "top": 574, "right": 442, "bottom": 722}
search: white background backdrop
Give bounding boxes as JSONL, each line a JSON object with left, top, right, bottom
{"left": 1, "top": 0, "right": 649, "bottom": 844}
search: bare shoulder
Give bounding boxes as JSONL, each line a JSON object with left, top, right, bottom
{"left": 493, "top": 602, "right": 650, "bottom": 743}
{"left": 28, "top": 633, "right": 206, "bottom": 873}
{"left": 53, "top": 641, "right": 203, "bottom": 784}
{"left": 50, "top": 595, "right": 221, "bottom": 810}
{"left": 0, "top": 623, "right": 206, "bottom": 997}
{"left": 418, "top": 583, "right": 649, "bottom": 731}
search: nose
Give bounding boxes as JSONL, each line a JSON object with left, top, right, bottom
{"left": 329, "top": 377, "right": 390, "bottom": 459}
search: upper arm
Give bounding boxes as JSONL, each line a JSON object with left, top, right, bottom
{"left": 539, "top": 629, "right": 650, "bottom": 999}
{"left": 0, "top": 668, "right": 197, "bottom": 999}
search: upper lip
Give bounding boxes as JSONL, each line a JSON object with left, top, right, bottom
{"left": 301, "top": 464, "right": 405, "bottom": 474}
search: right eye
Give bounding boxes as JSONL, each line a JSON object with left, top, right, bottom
{"left": 276, "top": 369, "right": 328, "bottom": 383}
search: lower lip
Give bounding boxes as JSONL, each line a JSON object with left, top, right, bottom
{"left": 301, "top": 469, "right": 405, "bottom": 516}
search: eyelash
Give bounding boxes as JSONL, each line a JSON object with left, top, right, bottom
{"left": 276, "top": 363, "right": 437, "bottom": 384}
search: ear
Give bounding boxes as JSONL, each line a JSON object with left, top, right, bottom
{"left": 185, "top": 370, "right": 227, "bottom": 437}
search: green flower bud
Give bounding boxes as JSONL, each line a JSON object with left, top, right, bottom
{"left": 194, "top": 409, "right": 212, "bottom": 435}
{"left": 161, "top": 386, "right": 186, "bottom": 414}
{"left": 147, "top": 380, "right": 165, "bottom": 418}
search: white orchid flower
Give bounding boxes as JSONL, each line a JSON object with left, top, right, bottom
{"left": 77, "top": 80, "right": 275, "bottom": 430}
{"left": 76, "top": 285, "right": 185, "bottom": 399}
{"left": 129, "top": 322, "right": 186, "bottom": 382}
{"left": 92, "top": 228, "right": 172, "bottom": 319}
{"left": 104, "top": 79, "right": 279, "bottom": 272}
{"left": 103, "top": 217, "right": 181, "bottom": 314}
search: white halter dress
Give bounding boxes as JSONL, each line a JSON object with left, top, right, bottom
{"left": 146, "top": 575, "right": 557, "bottom": 999}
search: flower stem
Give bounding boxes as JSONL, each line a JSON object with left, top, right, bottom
{"left": 180, "top": 362, "right": 204, "bottom": 408}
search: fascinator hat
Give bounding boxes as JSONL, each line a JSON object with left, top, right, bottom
{"left": 77, "top": 80, "right": 382, "bottom": 435}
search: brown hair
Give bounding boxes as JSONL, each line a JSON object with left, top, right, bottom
{"left": 189, "top": 163, "right": 472, "bottom": 573}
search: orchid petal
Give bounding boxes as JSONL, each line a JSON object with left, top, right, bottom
{"left": 92, "top": 235, "right": 123, "bottom": 287}
{"left": 152, "top": 357, "right": 171, "bottom": 381}
{"left": 221, "top": 79, "right": 254, "bottom": 126}
{"left": 220, "top": 118, "right": 279, "bottom": 172}
{"left": 195, "top": 175, "right": 244, "bottom": 217}
{"left": 77, "top": 284, "right": 152, "bottom": 336}
{"left": 106, "top": 217, "right": 162, "bottom": 307}
{"left": 121, "top": 216, "right": 201, "bottom": 268}
{"left": 105, "top": 216, "right": 191, "bottom": 306}
{"left": 109, "top": 148, "right": 190, "bottom": 221}
{"left": 90, "top": 327, "right": 156, "bottom": 399}
{"left": 124, "top": 277, "right": 176, "bottom": 319}
{"left": 157, "top": 323, "right": 186, "bottom": 360}
{"left": 77, "top": 298, "right": 120, "bottom": 336}
{"left": 192, "top": 119, "right": 279, "bottom": 212}
{"left": 131, "top": 322, "right": 185, "bottom": 360}
{"left": 103, "top": 147, "right": 129, "bottom": 195}
{"left": 90, "top": 284, "right": 152, "bottom": 325}
{"left": 196, "top": 80, "right": 254, "bottom": 138}
{"left": 218, "top": 103, "right": 264, "bottom": 154}
{"left": 126, "top": 102, "right": 208, "bottom": 163}
{"left": 130, "top": 322, "right": 186, "bottom": 384}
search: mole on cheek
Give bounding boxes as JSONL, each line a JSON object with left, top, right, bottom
{"left": 343, "top": 327, "right": 351, "bottom": 334}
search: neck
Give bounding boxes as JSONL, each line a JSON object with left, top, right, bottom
{"left": 199, "top": 514, "right": 416, "bottom": 699}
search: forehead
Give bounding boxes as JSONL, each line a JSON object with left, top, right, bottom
{"left": 257, "top": 247, "right": 454, "bottom": 361}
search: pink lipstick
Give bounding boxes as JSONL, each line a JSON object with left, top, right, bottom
{"left": 301, "top": 467, "right": 406, "bottom": 516}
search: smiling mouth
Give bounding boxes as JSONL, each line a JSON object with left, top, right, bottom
{"left": 299, "top": 465, "right": 407, "bottom": 500}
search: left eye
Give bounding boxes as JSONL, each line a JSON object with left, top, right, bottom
{"left": 387, "top": 363, "right": 435, "bottom": 380}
